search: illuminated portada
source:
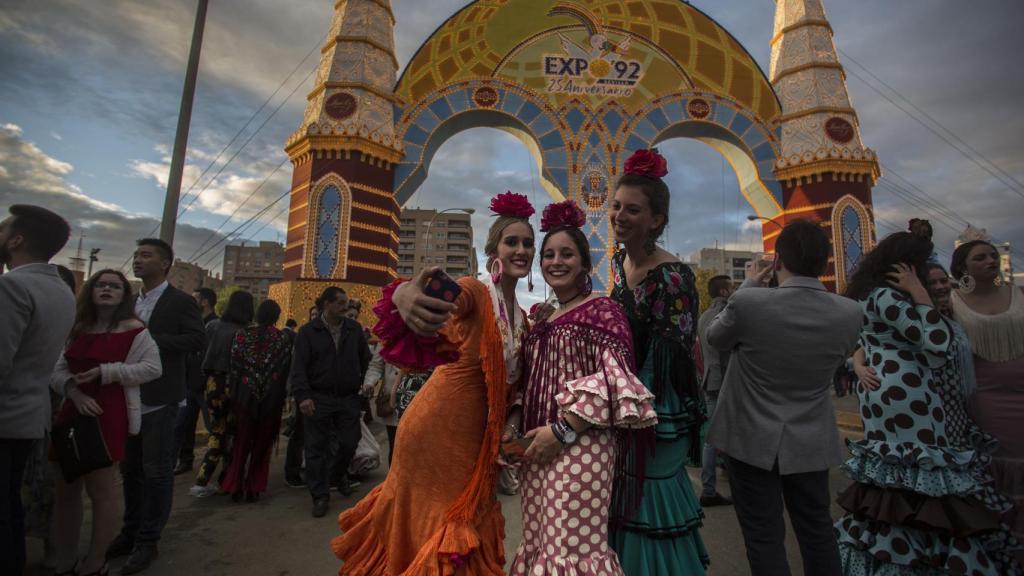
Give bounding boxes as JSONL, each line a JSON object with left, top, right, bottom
{"left": 271, "top": 0, "right": 885, "bottom": 329}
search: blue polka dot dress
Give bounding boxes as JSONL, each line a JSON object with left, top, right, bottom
{"left": 835, "top": 287, "right": 1022, "bottom": 575}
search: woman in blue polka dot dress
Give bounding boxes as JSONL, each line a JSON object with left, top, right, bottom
{"left": 838, "top": 232, "right": 1021, "bottom": 575}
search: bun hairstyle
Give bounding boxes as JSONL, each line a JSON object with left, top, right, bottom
{"left": 844, "top": 231, "right": 933, "bottom": 301}
{"left": 484, "top": 191, "right": 536, "bottom": 269}
{"left": 540, "top": 200, "right": 592, "bottom": 273}
{"left": 616, "top": 149, "right": 671, "bottom": 241}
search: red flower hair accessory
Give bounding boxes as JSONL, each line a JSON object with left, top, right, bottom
{"left": 623, "top": 148, "right": 668, "bottom": 179}
{"left": 489, "top": 191, "right": 535, "bottom": 219}
{"left": 540, "top": 200, "right": 586, "bottom": 232}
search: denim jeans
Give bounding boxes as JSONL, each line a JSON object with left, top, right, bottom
{"left": 1, "top": 438, "right": 34, "bottom": 576}
{"left": 303, "top": 394, "right": 361, "bottom": 500}
{"left": 119, "top": 404, "right": 179, "bottom": 548}
{"left": 700, "top": 391, "right": 722, "bottom": 497}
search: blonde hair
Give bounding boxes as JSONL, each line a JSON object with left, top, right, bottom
{"left": 484, "top": 215, "right": 534, "bottom": 270}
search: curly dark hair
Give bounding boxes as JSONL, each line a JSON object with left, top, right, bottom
{"left": 844, "top": 232, "right": 933, "bottom": 301}
{"left": 70, "top": 269, "right": 139, "bottom": 341}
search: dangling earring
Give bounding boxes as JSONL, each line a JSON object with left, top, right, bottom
{"left": 643, "top": 233, "right": 657, "bottom": 256}
{"left": 490, "top": 259, "right": 504, "bottom": 284}
{"left": 994, "top": 274, "right": 1005, "bottom": 288}
{"left": 582, "top": 274, "right": 593, "bottom": 297}
{"left": 528, "top": 269, "right": 534, "bottom": 292}
{"left": 958, "top": 274, "right": 976, "bottom": 294}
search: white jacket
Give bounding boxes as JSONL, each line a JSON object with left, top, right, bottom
{"left": 51, "top": 329, "right": 162, "bottom": 435}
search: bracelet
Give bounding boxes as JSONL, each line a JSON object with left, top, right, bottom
{"left": 550, "top": 422, "right": 566, "bottom": 445}
{"left": 504, "top": 424, "right": 520, "bottom": 437}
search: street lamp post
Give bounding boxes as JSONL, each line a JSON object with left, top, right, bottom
{"left": 424, "top": 208, "right": 475, "bottom": 276}
{"left": 746, "top": 214, "right": 783, "bottom": 230}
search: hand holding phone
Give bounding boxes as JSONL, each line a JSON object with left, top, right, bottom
{"left": 422, "top": 269, "right": 462, "bottom": 304}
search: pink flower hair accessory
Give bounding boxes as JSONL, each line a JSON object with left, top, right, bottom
{"left": 489, "top": 191, "right": 535, "bottom": 219}
{"left": 623, "top": 148, "right": 668, "bottom": 179}
{"left": 540, "top": 200, "right": 586, "bottom": 232}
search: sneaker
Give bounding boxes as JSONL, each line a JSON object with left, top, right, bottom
{"left": 284, "top": 475, "right": 306, "bottom": 489}
{"left": 336, "top": 478, "right": 362, "bottom": 496}
{"left": 312, "top": 497, "right": 329, "bottom": 518}
{"left": 699, "top": 492, "right": 733, "bottom": 507}
{"left": 188, "top": 483, "right": 219, "bottom": 498}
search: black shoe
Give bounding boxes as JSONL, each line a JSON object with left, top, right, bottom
{"left": 120, "top": 546, "right": 158, "bottom": 575}
{"left": 284, "top": 475, "right": 306, "bottom": 489}
{"left": 231, "top": 491, "right": 243, "bottom": 503}
{"left": 700, "top": 492, "right": 734, "bottom": 507}
{"left": 172, "top": 461, "right": 193, "bottom": 476}
{"left": 336, "top": 477, "right": 362, "bottom": 496}
{"left": 105, "top": 534, "right": 134, "bottom": 561}
{"left": 246, "top": 491, "right": 259, "bottom": 503}
{"left": 312, "top": 497, "right": 329, "bottom": 518}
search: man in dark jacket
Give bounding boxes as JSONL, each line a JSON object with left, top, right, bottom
{"left": 108, "top": 238, "right": 205, "bottom": 575}
{"left": 290, "top": 286, "right": 371, "bottom": 518}
{"left": 173, "top": 287, "right": 217, "bottom": 475}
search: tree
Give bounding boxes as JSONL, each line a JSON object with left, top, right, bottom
{"left": 692, "top": 267, "right": 716, "bottom": 316}
{"left": 215, "top": 284, "right": 243, "bottom": 317}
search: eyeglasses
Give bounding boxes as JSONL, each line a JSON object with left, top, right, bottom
{"left": 94, "top": 281, "right": 124, "bottom": 290}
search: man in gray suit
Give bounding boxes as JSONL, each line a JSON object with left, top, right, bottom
{"left": 696, "top": 274, "right": 734, "bottom": 507}
{"left": 707, "top": 220, "right": 861, "bottom": 576}
{"left": 0, "top": 205, "right": 75, "bottom": 575}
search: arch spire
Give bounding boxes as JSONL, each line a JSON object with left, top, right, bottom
{"left": 770, "top": 0, "right": 879, "bottom": 184}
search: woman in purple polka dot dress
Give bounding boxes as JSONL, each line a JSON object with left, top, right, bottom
{"left": 508, "top": 201, "right": 657, "bottom": 575}
{"left": 838, "top": 232, "right": 1022, "bottom": 575}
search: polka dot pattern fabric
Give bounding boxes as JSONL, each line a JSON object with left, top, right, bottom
{"left": 836, "top": 288, "right": 1022, "bottom": 575}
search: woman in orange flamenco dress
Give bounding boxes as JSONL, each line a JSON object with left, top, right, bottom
{"left": 332, "top": 192, "right": 537, "bottom": 575}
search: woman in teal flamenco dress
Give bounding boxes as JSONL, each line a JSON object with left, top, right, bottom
{"left": 839, "top": 231, "right": 1021, "bottom": 576}
{"left": 607, "top": 149, "right": 709, "bottom": 575}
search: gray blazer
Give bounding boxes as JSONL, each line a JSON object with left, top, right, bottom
{"left": 697, "top": 296, "right": 730, "bottom": 393}
{"left": 706, "top": 276, "right": 861, "bottom": 474}
{"left": 0, "top": 263, "right": 76, "bottom": 439}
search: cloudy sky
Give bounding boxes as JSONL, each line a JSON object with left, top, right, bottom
{"left": 2, "top": 0, "right": 1023, "bottom": 301}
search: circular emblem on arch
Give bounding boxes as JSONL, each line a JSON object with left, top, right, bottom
{"left": 582, "top": 166, "right": 609, "bottom": 209}
{"left": 825, "top": 117, "right": 855, "bottom": 144}
{"left": 472, "top": 86, "right": 499, "bottom": 108}
{"left": 325, "top": 92, "right": 358, "bottom": 121}
{"left": 687, "top": 98, "right": 711, "bottom": 119}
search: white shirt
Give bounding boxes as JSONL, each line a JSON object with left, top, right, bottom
{"left": 134, "top": 280, "right": 183, "bottom": 414}
{"left": 135, "top": 280, "right": 169, "bottom": 325}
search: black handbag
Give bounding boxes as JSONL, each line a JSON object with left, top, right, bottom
{"left": 51, "top": 413, "right": 112, "bottom": 483}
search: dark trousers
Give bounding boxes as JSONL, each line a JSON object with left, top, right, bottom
{"left": 386, "top": 425, "right": 397, "bottom": 466}
{"left": 221, "top": 410, "right": 281, "bottom": 495}
{"left": 174, "top": 385, "right": 207, "bottom": 466}
{"left": 1, "top": 438, "right": 33, "bottom": 576}
{"left": 728, "top": 456, "right": 841, "bottom": 576}
{"left": 284, "top": 404, "right": 304, "bottom": 480}
{"left": 120, "top": 404, "right": 179, "bottom": 549}
{"left": 303, "top": 394, "right": 361, "bottom": 500}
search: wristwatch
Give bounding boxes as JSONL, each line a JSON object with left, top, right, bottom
{"left": 551, "top": 418, "right": 578, "bottom": 445}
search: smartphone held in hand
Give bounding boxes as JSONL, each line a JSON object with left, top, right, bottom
{"left": 423, "top": 269, "right": 462, "bottom": 304}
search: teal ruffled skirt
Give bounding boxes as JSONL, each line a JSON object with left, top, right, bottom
{"left": 610, "top": 364, "right": 709, "bottom": 576}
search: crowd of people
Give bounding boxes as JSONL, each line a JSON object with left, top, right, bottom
{"left": 1, "top": 144, "right": 1022, "bottom": 576}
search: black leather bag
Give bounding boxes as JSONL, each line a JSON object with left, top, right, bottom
{"left": 51, "top": 413, "right": 112, "bottom": 482}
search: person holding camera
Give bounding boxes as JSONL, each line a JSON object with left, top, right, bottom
{"left": 706, "top": 220, "right": 862, "bottom": 576}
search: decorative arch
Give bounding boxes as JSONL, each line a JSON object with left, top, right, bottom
{"left": 831, "top": 194, "right": 873, "bottom": 292}
{"left": 303, "top": 173, "right": 353, "bottom": 279}
{"left": 393, "top": 80, "right": 568, "bottom": 205}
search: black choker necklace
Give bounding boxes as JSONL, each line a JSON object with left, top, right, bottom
{"left": 557, "top": 291, "right": 583, "bottom": 306}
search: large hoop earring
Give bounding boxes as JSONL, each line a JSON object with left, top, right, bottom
{"left": 490, "top": 259, "right": 504, "bottom": 285}
{"left": 958, "top": 274, "right": 976, "bottom": 294}
{"left": 578, "top": 271, "right": 593, "bottom": 297}
{"left": 643, "top": 234, "right": 657, "bottom": 256}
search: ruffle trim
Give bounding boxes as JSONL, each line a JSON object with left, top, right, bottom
{"left": 837, "top": 482, "right": 1002, "bottom": 537}
{"left": 843, "top": 439, "right": 980, "bottom": 498}
{"left": 508, "top": 548, "right": 624, "bottom": 576}
{"left": 372, "top": 279, "right": 460, "bottom": 371}
{"left": 839, "top": 543, "right": 1020, "bottom": 576}
{"left": 555, "top": 373, "right": 657, "bottom": 430}
{"left": 334, "top": 486, "right": 507, "bottom": 575}
{"left": 990, "top": 456, "right": 1024, "bottom": 534}
{"left": 835, "top": 516, "right": 1022, "bottom": 576}
{"left": 610, "top": 467, "right": 705, "bottom": 538}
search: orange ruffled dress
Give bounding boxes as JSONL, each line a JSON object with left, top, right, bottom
{"left": 332, "top": 276, "right": 526, "bottom": 575}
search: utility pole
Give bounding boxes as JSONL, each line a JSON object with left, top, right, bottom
{"left": 160, "top": 0, "right": 209, "bottom": 245}
{"left": 87, "top": 248, "right": 101, "bottom": 279}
